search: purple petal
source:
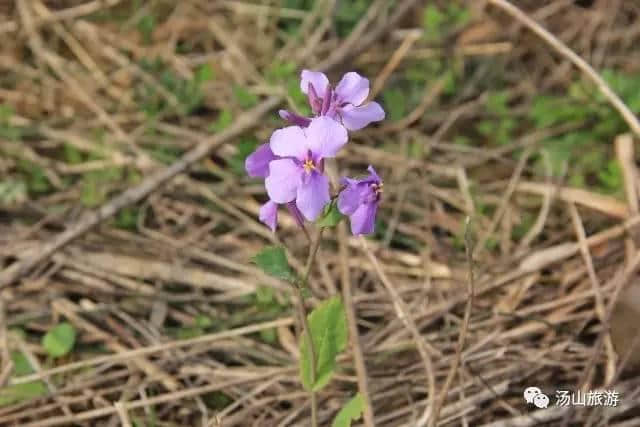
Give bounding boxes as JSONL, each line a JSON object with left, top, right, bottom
{"left": 366, "top": 165, "right": 381, "bottom": 183}
{"left": 259, "top": 200, "right": 278, "bottom": 231}
{"left": 300, "top": 70, "right": 329, "bottom": 95}
{"left": 320, "top": 84, "right": 332, "bottom": 115}
{"left": 307, "top": 83, "right": 322, "bottom": 115}
{"left": 335, "top": 72, "right": 370, "bottom": 106}
{"left": 269, "top": 126, "right": 308, "bottom": 160}
{"left": 296, "top": 172, "right": 330, "bottom": 221}
{"left": 339, "top": 102, "right": 385, "bottom": 131}
{"left": 340, "top": 176, "right": 360, "bottom": 187}
{"left": 245, "top": 143, "right": 276, "bottom": 178}
{"left": 349, "top": 202, "right": 378, "bottom": 235}
{"left": 279, "top": 110, "right": 312, "bottom": 127}
{"left": 304, "top": 116, "right": 348, "bottom": 159}
{"left": 338, "top": 182, "right": 367, "bottom": 216}
{"left": 265, "top": 159, "right": 302, "bottom": 203}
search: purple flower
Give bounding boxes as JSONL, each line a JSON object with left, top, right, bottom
{"left": 246, "top": 144, "right": 306, "bottom": 232}
{"left": 259, "top": 200, "right": 278, "bottom": 231}
{"left": 245, "top": 143, "right": 277, "bottom": 178}
{"left": 280, "top": 70, "right": 385, "bottom": 131}
{"left": 258, "top": 200, "right": 306, "bottom": 232}
{"left": 338, "top": 165, "right": 383, "bottom": 235}
{"left": 265, "top": 116, "right": 347, "bottom": 221}
{"left": 278, "top": 110, "right": 311, "bottom": 128}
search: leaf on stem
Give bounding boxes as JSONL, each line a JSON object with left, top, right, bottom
{"left": 300, "top": 296, "right": 348, "bottom": 391}
{"left": 317, "top": 201, "right": 345, "bottom": 228}
{"left": 332, "top": 393, "right": 365, "bottom": 427}
{"left": 42, "top": 322, "right": 76, "bottom": 358}
{"left": 251, "top": 246, "right": 297, "bottom": 282}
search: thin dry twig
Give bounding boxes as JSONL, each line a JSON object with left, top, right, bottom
{"left": 488, "top": 0, "right": 640, "bottom": 138}
{"left": 359, "top": 236, "right": 437, "bottom": 426}
{"left": 11, "top": 317, "right": 294, "bottom": 385}
{"left": 338, "top": 223, "right": 375, "bottom": 427}
{"left": 429, "top": 217, "right": 475, "bottom": 427}
{"left": 0, "top": 96, "right": 282, "bottom": 287}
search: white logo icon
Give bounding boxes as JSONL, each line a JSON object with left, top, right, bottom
{"left": 524, "top": 386, "right": 549, "bottom": 408}
{"left": 524, "top": 386, "right": 542, "bottom": 403}
{"left": 534, "top": 393, "right": 549, "bottom": 408}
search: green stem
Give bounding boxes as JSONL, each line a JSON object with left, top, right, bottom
{"left": 294, "top": 227, "right": 324, "bottom": 427}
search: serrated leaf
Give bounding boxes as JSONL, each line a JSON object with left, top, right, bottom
{"left": 300, "top": 296, "right": 348, "bottom": 391}
{"left": 42, "top": 322, "right": 76, "bottom": 358}
{"left": 251, "top": 246, "right": 296, "bottom": 282}
{"left": 317, "top": 202, "right": 345, "bottom": 228}
{"left": 332, "top": 393, "right": 365, "bottom": 427}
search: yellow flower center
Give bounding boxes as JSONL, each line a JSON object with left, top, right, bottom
{"left": 372, "top": 182, "right": 384, "bottom": 195}
{"left": 303, "top": 159, "right": 316, "bottom": 173}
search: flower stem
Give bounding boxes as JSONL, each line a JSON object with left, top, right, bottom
{"left": 294, "top": 227, "right": 324, "bottom": 427}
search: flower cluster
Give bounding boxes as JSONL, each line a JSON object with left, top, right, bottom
{"left": 245, "top": 70, "right": 385, "bottom": 235}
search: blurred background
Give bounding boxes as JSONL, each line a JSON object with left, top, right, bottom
{"left": 1, "top": 1, "right": 640, "bottom": 426}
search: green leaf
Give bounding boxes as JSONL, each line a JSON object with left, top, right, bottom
{"left": 202, "top": 391, "right": 233, "bottom": 410}
{"left": 195, "top": 64, "right": 214, "bottom": 83}
{"left": 137, "top": 14, "right": 155, "bottom": 44}
{"left": 334, "top": 0, "right": 370, "bottom": 36}
{"left": 251, "top": 246, "right": 296, "bottom": 282}
{"left": 598, "top": 160, "right": 623, "bottom": 193}
{"left": 382, "top": 89, "right": 405, "bottom": 121}
{"left": 175, "top": 326, "right": 204, "bottom": 340}
{"left": 2, "top": 349, "right": 48, "bottom": 406}
{"left": 422, "top": 5, "right": 445, "bottom": 40}
{"left": 63, "top": 143, "right": 84, "bottom": 164}
{"left": 232, "top": 85, "right": 258, "bottom": 109}
{"left": 332, "top": 393, "right": 365, "bottom": 427}
{"left": 266, "top": 61, "right": 297, "bottom": 83}
{"left": 259, "top": 328, "right": 277, "bottom": 343}
{"left": 209, "top": 109, "right": 233, "bottom": 133}
{"left": 300, "top": 296, "right": 348, "bottom": 391}
{"left": 115, "top": 207, "right": 139, "bottom": 230}
{"left": 255, "top": 286, "right": 275, "bottom": 305}
{"left": 42, "top": 322, "right": 77, "bottom": 358}
{"left": 317, "top": 201, "right": 345, "bottom": 228}
{"left": 195, "top": 315, "right": 213, "bottom": 328}
{"left": 18, "top": 161, "right": 50, "bottom": 194}
{"left": 0, "top": 103, "right": 14, "bottom": 122}
{"left": 0, "top": 180, "right": 27, "bottom": 207}
{"left": 0, "top": 381, "right": 48, "bottom": 407}
{"left": 11, "top": 351, "right": 34, "bottom": 376}
{"left": 486, "top": 91, "right": 509, "bottom": 115}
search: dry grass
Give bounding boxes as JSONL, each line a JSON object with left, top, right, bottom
{"left": 1, "top": 0, "right": 640, "bottom": 426}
